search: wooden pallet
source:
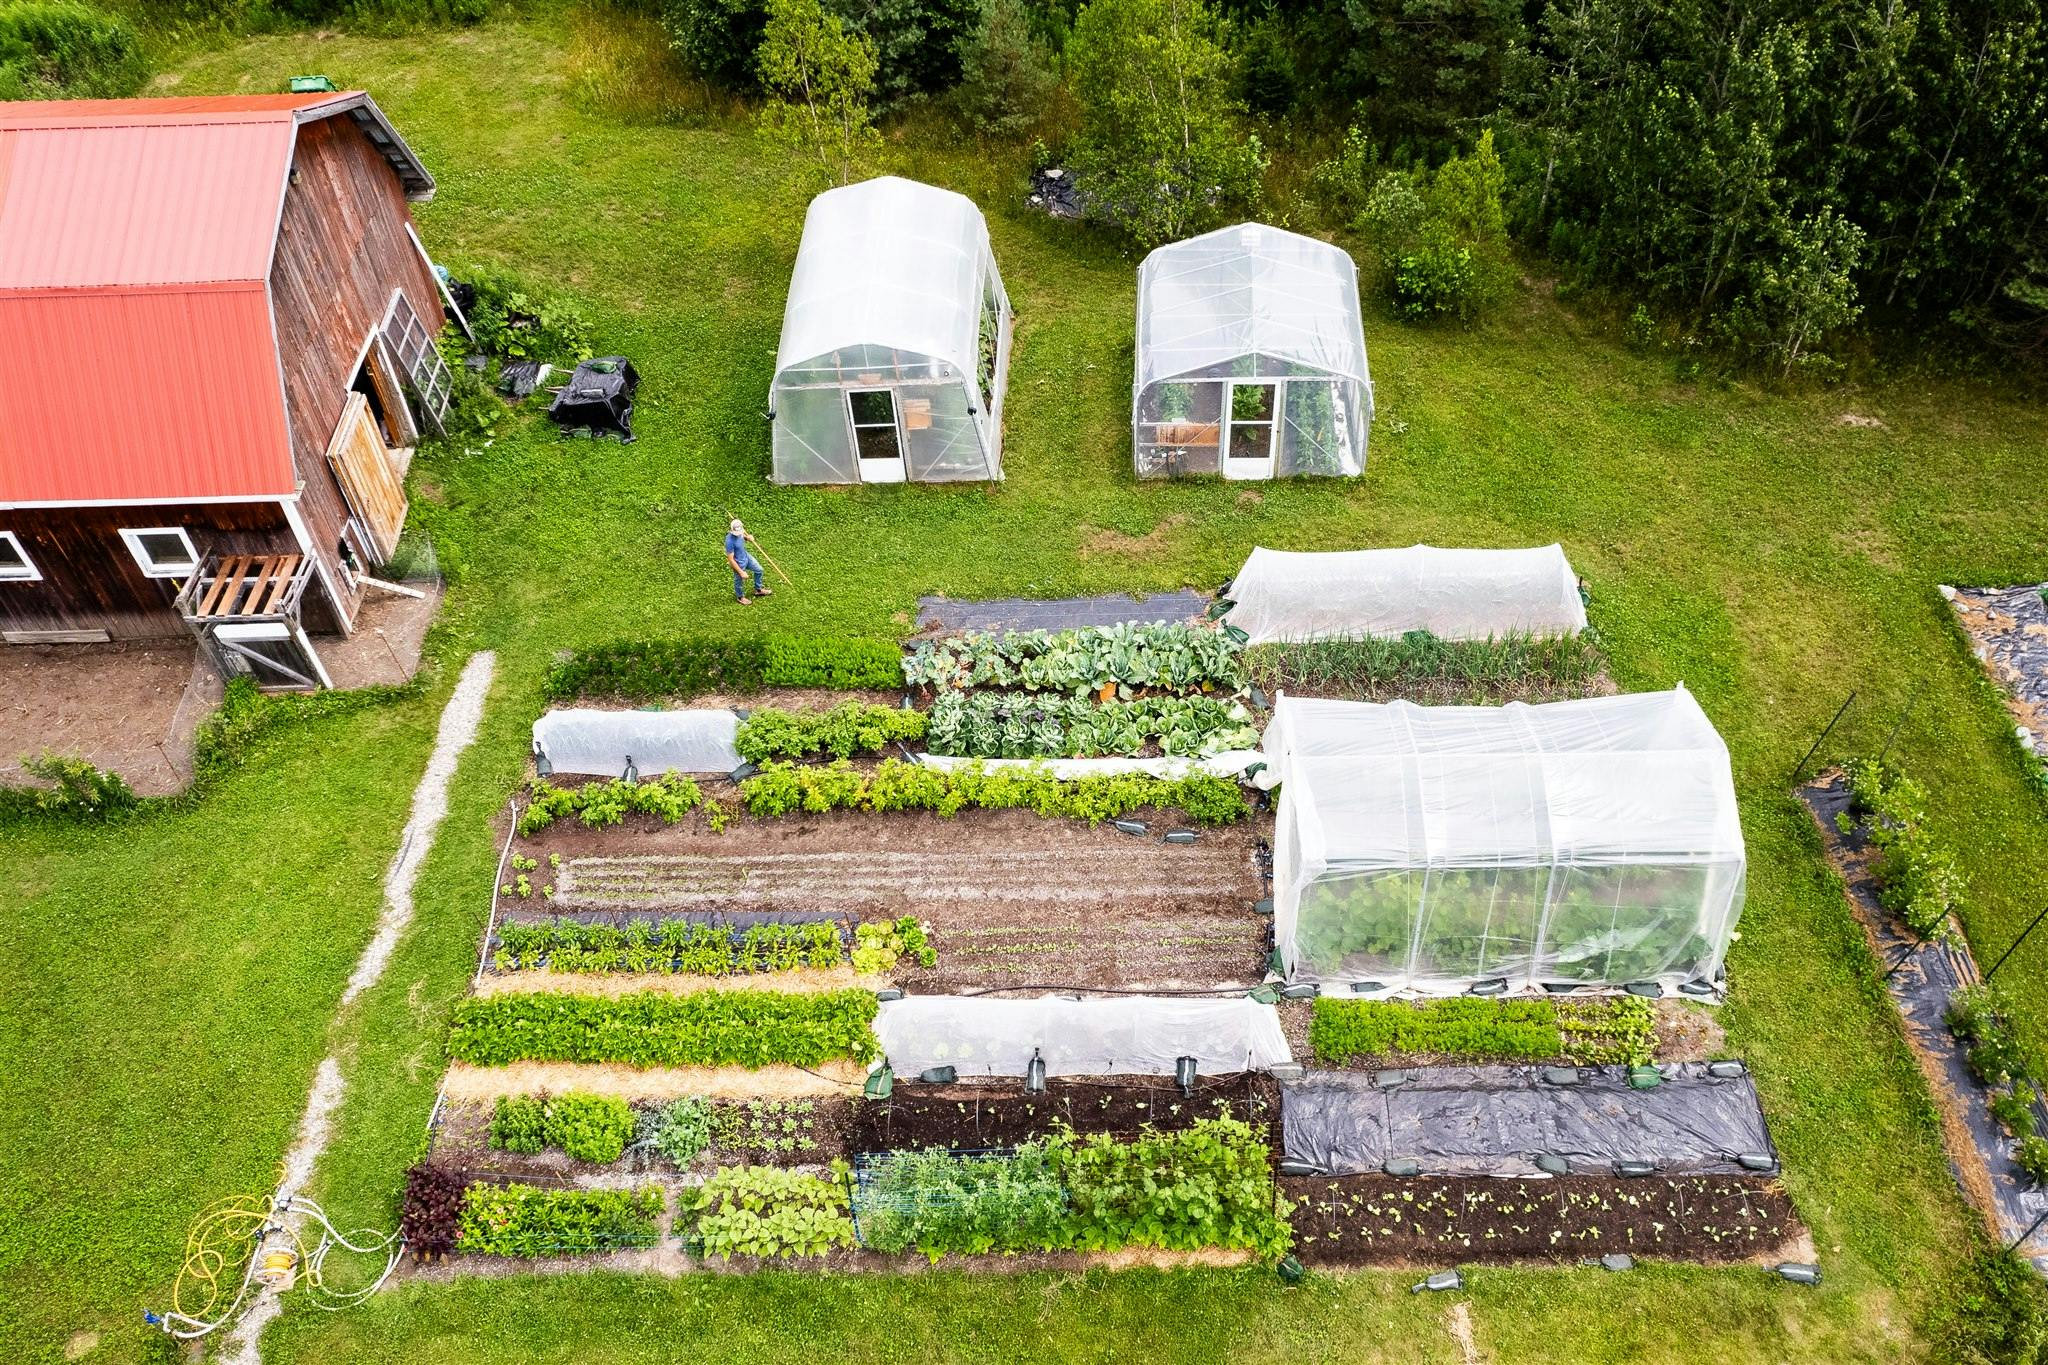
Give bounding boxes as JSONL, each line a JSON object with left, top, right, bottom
{"left": 191, "top": 553, "right": 303, "bottom": 619}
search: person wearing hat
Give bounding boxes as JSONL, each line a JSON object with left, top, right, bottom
{"left": 724, "top": 518, "right": 772, "bottom": 605}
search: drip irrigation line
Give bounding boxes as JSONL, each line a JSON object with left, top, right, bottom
{"left": 474, "top": 796, "right": 520, "bottom": 987}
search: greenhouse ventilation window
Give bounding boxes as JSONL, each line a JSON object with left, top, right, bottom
{"left": 1262, "top": 687, "right": 1745, "bottom": 994}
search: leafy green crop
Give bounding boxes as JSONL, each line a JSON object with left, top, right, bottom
{"left": 1046, "top": 1116, "right": 1291, "bottom": 1257}
{"left": 645, "top": 1096, "right": 715, "bottom": 1165}
{"left": 924, "top": 691, "right": 1259, "bottom": 759}
{"left": 850, "top": 917, "right": 936, "bottom": 973}
{"left": 446, "top": 988, "right": 880, "bottom": 1069}
{"left": 1310, "top": 997, "right": 1564, "bottom": 1062}
{"left": 454, "top": 1182, "right": 664, "bottom": 1257}
{"left": 1843, "top": 757, "right": 1968, "bottom": 942}
{"left": 903, "top": 623, "right": 1243, "bottom": 696}
{"left": 735, "top": 701, "right": 927, "bottom": 762}
{"left": 517, "top": 773, "right": 704, "bottom": 836}
{"left": 493, "top": 917, "right": 842, "bottom": 976}
{"left": 740, "top": 757, "right": 1249, "bottom": 826}
{"left": 489, "top": 1092, "right": 637, "bottom": 1164}
{"left": 683, "top": 1166, "right": 855, "bottom": 1259}
{"left": 1242, "top": 630, "right": 1604, "bottom": 704}
{"left": 856, "top": 1145, "right": 1068, "bottom": 1260}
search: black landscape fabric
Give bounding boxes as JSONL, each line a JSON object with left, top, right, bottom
{"left": 917, "top": 590, "right": 1210, "bottom": 633}
{"left": 548, "top": 356, "right": 640, "bottom": 438}
{"left": 1281, "top": 1062, "right": 1774, "bottom": 1178}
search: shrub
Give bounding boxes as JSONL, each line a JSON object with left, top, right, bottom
{"left": 454, "top": 1182, "right": 664, "bottom": 1257}
{"left": 399, "top": 1163, "right": 471, "bottom": 1257}
{"left": 490, "top": 1092, "right": 637, "bottom": 1164}
{"left": 739, "top": 758, "right": 1251, "bottom": 827}
{"left": 446, "top": 988, "right": 880, "bottom": 1069}
{"left": 461, "top": 263, "right": 594, "bottom": 365}
{"left": 0, "top": 2, "right": 146, "bottom": 102}
{"left": 1047, "top": 1116, "right": 1290, "bottom": 1257}
{"left": 0, "top": 753, "right": 138, "bottom": 824}
{"left": 735, "top": 701, "right": 927, "bottom": 763}
{"left": 683, "top": 1166, "right": 854, "bottom": 1258}
{"left": 1947, "top": 985, "right": 2040, "bottom": 1090}
{"left": 662, "top": 0, "right": 767, "bottom": 87}
{"left": 1389, "top": 222, "right": 1479, "bottom": 321}
{"left": 856, "top": 1144, "right": 1068, "bottom": 1259}
{"left": 2019, "top": 1137, "right": 2048, "bottom": 1186}
{"left": 1310, "top": 997, "right": 1564, "bottom": 1064}
{"left": 647, "top": 1095, "right": 716, "bottom": 1165}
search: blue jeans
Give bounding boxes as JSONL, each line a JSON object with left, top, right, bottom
{"left": 732, "top": 552, "right": 764, "bottom": 600}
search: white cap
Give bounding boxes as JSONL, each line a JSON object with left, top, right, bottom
{"left": 730, "top": 518, "right": 744, "bottom": 534}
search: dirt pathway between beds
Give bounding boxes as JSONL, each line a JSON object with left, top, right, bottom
{"left": 221, "top": 651, "right": 496, "bottom": 1365}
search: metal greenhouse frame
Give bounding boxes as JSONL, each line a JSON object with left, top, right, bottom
{"left": 769, "top": 176, "right": 1012, "bottom": 485}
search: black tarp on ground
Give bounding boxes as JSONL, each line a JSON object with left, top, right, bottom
{"left": 1281, "top": 1062, "right": 1775, "bottom": 1178}
{"left": 548, "top": 357, "right": 639, "bottom": 439}
{"left": 916, "top": 590, "right": 1210, "bottom": 634}
{"left": 1801, "top": 777, "right": 2048, "bottom": 1271}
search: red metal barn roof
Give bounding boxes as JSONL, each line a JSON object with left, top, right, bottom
{"left": 0, "top": 94, "right": 434, "bottom": 506}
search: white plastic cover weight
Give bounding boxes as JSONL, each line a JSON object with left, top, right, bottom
{"left": 1224, "top": 544, "right": 1588, "bottom": 644}
{"left": 1264, "top": 688, "right": 1745, "bottom": 993}
{"left": 532, "top": 708, "right": 742, "bottom": 777}
{"left": 874, "top": 995, "right": 1293, "bottom": 1077}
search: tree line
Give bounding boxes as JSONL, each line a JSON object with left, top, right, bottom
{"left": 670, "top": 0, "right": 2048, "bottom": 369}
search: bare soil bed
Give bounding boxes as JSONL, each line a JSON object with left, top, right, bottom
{"left": 517, "top": 805, "right": 1271, "bottom": 991}
{"left": 848, "top": 1074, "right": 1279, "bottom": 1151}
{"left": 1284, "top": 1173, "right": 1801, "bottom": 1266}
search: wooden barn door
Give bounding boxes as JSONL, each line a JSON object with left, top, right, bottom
{"left": 326, "top": 392, "right": 408, "bottom": 563}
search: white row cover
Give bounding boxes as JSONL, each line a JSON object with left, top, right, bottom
{"left": 875, "top": 995, "right": 1293, "bottom": 1078}
{"left": 770, "top": 176, "right": 1009, "bottom": 484}
{"left": 532, "top": 708, "right": 741, "bottom": 778}
{"left": 913, "top": 750, "right": 1265, "bottom": 781}
{"left": 1225, "top": 544, "right": 1588, "bottom": 644}
{"left": 1133, "top": 223, "right": 1372, "bottom": 479}
{"left": 1265, "top": 688, "right": 1744, "bottom": 992}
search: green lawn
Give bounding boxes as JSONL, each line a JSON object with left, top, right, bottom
{"left": 3, "top": 8, "right": 2045, "bottom": 1363}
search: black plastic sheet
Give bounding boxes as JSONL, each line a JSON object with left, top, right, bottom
{"left": 1281, "top": 1062, "right": 1775, "bottom": 1177}
{"left": 548, "top": 356, "right": 639, "bottom": 439}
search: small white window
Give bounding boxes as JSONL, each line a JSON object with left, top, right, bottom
{"left": 0, "top": 531, "right": 40, "bottom": 582}
{"left": 119, "top": 526, "right": 199, "bottom": 579}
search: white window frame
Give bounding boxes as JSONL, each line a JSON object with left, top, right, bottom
{"left": 0, "top": 531, "right": 40, "bottom": 582}
{"left": 118, "top": 526, "right": 200, "bottom": 579}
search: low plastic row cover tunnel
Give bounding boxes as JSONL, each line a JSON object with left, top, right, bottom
{"left": 532, "top": 708, "right": 741, "bottom": 778}
{"left": 1133, "top": 223, "right": 1372, "bottom": 479}
{"left": 874, "top": 996, "right": 1292, "bottom": 1078}
{"left": 1264, "top": 687, "right": 1745, "bottom": 993}
{"left": 770, "top": 176, "right": 1010, "bottom": 484}
{"left": 1222, "top": 544, "right": 1587, "bottom": 645}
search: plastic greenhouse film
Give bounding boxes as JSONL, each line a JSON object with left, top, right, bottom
{"left": 532, "top": 708, "right": 742, "bottom": 778}
{"left": 1223, "top": 544, "right": 1587, "bottom": 644}
{"left": 1279, "top": 1064, "right": 1773, "bottom": 1178}
{"left": 874, "top": 996, "right": 1292, "bottom": 1078}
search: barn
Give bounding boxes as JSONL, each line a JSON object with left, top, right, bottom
{"left": 0, "top": 93, "right": 459, "bottom": 689}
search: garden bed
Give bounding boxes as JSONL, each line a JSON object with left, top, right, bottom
{"left": 429, "top": 1096, "right": 858, "bottom": 1177}
{"left": 512, "top": 805, "right": 1269, "bottom": 991}
{"left": 1283, "top": 1173, "right": 1803, "bottom": 1266}
{"left": 848, "top": 1074, "right": 1280, "bottom": 1152}
{"left": 1945, "top": 583, "right": 2048, "bottom": 776}
{"left": 1242, "top": 634, "right": 1615, "bottom": 706}
{"left": 1800, "top": 772, "right": 2048, "bottom": 1261}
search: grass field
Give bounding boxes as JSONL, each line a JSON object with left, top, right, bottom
{"left": 3, "top": 8, "right": 2046, "bottom": 1362}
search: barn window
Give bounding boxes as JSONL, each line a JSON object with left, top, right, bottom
{"left": 119, "top": 526, "right": 199, "bottom": 579}
{"left": 381, "top": 293, "right": 453, "bottom": 431}
{"left": 0, "top": 531, "right": 39, "bottom": 582}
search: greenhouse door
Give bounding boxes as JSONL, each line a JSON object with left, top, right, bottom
{"left": 848, "top": 389, "right": 907, "bottom": 484}
{"left": 1224, "top": 381, "right": 1278, "bottom": 479}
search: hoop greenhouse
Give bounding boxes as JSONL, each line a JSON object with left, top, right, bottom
{"left": 1263, "top": 687, "right": 1744, "bottom": 994}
